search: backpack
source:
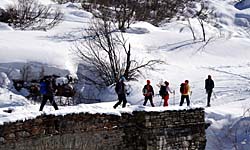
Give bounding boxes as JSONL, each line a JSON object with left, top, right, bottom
{"left": 143, "top": 85, "right": 153, "bottom": 96}
{"left": 40, "top": 81, "right": 47, "bottom": 95}
{"left": 180, "top": 83, "right": 187, "bottom": 94}
{"left": 159, "top": 85, "right": 167, "bottom": 97}
{"left": 40, "top": 78, "right": 54, "bottom": 95}
{"left": 115, "top": 82, "right": 125, "bottom": 94}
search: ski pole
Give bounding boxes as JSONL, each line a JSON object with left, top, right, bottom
{"left": 173, "top": 90, "right": 175, "bottom": 106}
{"left": 213, "top": 91, "right": 217, "bottom": 99}
{"left": 189, "top": 91, "right": 192, "bottom": 106}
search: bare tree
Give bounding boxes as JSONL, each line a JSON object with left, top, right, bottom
{"left": 113, "top": 0, "right": 136, "bottom": 32}
{"left": 183, "top": 1, "right": 215, "bottom": 42}
{"left": 82, "top": 0, "right": 136, "bottom": 32}
{"left": 179, "top": 18, "right": 197, "bottom": 41}
{"left": 196, "top": 2, "right": 208, "bottom": 42}
{"left": 4, "top": 0, "right": 63, "bottom": 30}
{"left": 73, "top": 19, "right": 163, "bottom": 88}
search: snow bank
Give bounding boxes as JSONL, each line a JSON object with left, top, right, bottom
{"left": 235, "top": 0, "right": 250, "bottom": 10}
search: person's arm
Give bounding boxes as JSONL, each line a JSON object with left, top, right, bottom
{"left": 151, "top": 85, "right": 154, "bottom": 96}
{"left": 142, "top": 86, "right": 146, "bottom": 95}
{"left": 115, "top": 83, "right": 119, "bottom": 94}
{"left": 167, "top": 86, "right": 172, "bottom": 94}
{"left": 188, "top": 85, "right": 192, "bottom": 95}
{"left": 205, "top": 79, "right": 207, "bottom": 89}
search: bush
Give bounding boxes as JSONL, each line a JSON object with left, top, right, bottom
{"left": 52, "top": 0, "right": 82, "bottom": 4}
{"left": 81, "top": 0, "right": 196, "bottom": 27}
{"left": 2, "top": 0, "right": 63, "bottom": 30}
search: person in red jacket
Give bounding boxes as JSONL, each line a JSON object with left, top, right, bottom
{"left": 142, "top": 80, "right": 155, "bottom": 107}
{"left": 162, "top": 81, "right": 173, "bottom": 107}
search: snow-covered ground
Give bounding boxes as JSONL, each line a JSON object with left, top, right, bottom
{"left": 1, "top": 0, "right": 250, "bottom": 149}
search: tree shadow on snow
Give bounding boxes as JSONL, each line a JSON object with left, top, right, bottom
{"left": 158, "top": 39, "right": 204, "bottom": 52}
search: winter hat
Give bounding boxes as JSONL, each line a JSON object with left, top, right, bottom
{"left": 164, "top": 81, "right": 169, "bottom": 86}
{"left": 120, "top": 76, "right": 126, "bottom": 81}
{"left": 147, "top": 80, "right": 150, "bottom": 84}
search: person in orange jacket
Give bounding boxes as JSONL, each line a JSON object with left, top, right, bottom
{"left": 179, "top": 80, "right": 191, "bottom": 106}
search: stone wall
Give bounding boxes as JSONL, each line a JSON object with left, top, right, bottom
{"left": 0, "top": 108, "right": 206, "bottom": 150}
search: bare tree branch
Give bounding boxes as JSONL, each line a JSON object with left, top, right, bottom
{"left": 73, "top": 18, "right": 163, "bottom": 88}
{"left": 3, "top": 0, "right": 63, "bottom": 30}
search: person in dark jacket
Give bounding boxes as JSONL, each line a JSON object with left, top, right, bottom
{"left": 113, "top": 76, "right": 127, "bottom": 109}
{"left": 39, "top": 77, "right": 58, "bottom": 111}
{"left": 142, "top": 80, "right": 155, "bottom": 107}
{"left": 205, "top": 75, "right": 214, "bottom": 107}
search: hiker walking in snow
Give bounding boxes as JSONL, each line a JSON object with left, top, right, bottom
{"left": 142, "top": 80, "right": 155, "bottom": 107}
{"left": 205, "top": 75, "right": 214, "bottom": 107}
{"left": 159, "top": 81, "right": 173, "bottom": 107}
{"left": 113, "top": 76, "right": 127, "bottom": 109}
{"left": 39, "top": 77, "right": 59, "bottom": 111}
{"left": 179, "top": 80, "right": 191, "bottom": 106}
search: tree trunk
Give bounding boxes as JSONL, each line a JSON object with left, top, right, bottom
{"left": 124, "top": 44, "right": 131, "bottom": 79}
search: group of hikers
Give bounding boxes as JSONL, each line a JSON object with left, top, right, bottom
{"left": 38, "top": 74, "right": 214, "bottom": 111}
{"left": 113, "top": 75, "right": 215, "bottom": 109}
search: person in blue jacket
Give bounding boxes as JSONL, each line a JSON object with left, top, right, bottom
{"left": 39, "top": 77, "right": 58, "bottom": 111}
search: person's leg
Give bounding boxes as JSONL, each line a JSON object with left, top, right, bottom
{"left": 164, "top": 95, "right": 169, "bottom": 107}
{"left": 180, "top": 95, "right": 184, "bottom": 106}
{"left": 143, "top": 96, "right": 149, "bottom": 106}
{"left": 48, "top": 95, "right": 58, "bottom": 110}
{"left": 186, "top": 95, "right": 190, "bottom": 106}
{"left": 113, "top": 95, "right": 123, "bottom": 109}
{"left": 122, "top": 94, "right": 127, "bottom": 108}
{"left": 149, "top": 96, "right": 154, "bottom": 107}
{"left": 207, "top": 91, "right": 212, "bottom": 106}
{"left": 39, "top": 95, "right": 48, "bottom": 111}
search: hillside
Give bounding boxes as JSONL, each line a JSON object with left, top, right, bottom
{"left": 1, "top": 0, "right": 250, "bottom": 149}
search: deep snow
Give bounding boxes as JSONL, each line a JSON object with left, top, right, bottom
{"left": 1, "top": 0, "right": 250, "bottom": 149}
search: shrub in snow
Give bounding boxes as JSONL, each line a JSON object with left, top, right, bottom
{"left": 3, "top": 0, "right": 63, "bottom": 30}
{"left": 52, "top": 0, "right": 82, "bottom": 4}
{"left": 0, "top": 8, "right": 9, "bottom": 23}
{"left": 81, "top": 0, "right": 194, "bottom": 28}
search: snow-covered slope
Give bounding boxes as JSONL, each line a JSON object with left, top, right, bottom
{"left": 1, "top": 0, "right": 250, "bottom": 149}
